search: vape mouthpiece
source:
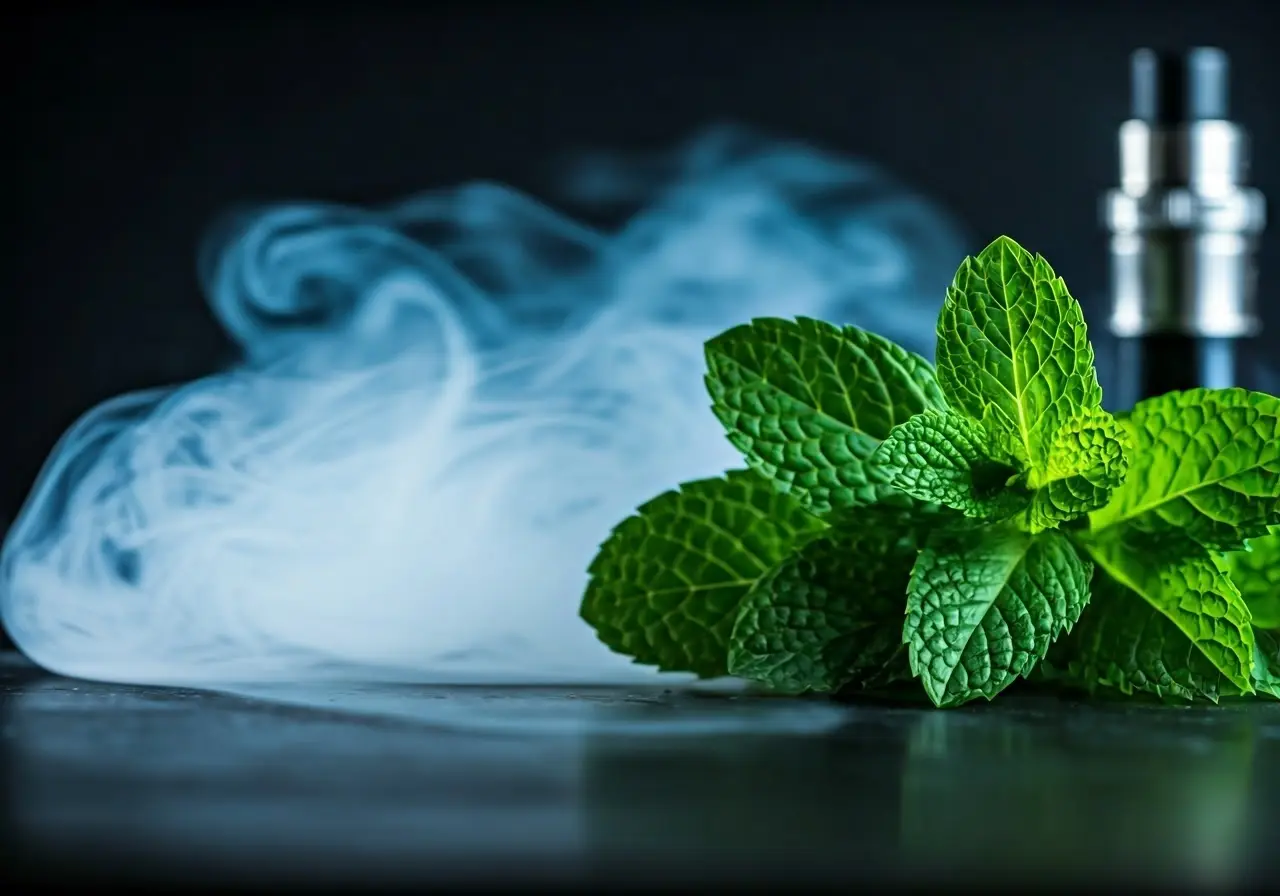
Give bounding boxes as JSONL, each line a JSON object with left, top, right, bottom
{"left": 1129, "top": 46, "right": 1229, "bottom": 123}
{"left": 1104, "top": 47, "right": 1266, "bottom": 340}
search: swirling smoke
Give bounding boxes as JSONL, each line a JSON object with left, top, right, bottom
{"left": 0, "top": 126, "right": 966, "bottom": 687}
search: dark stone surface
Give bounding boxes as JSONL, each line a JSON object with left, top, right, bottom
{"left": 3, "top": 651, "right": 1279, "bottom": 890}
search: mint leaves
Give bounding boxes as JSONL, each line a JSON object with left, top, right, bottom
{"left": 1063, "top": 530, "right": 1255, "bottom": 700}
{"left": 1089, "top": 388, "right": 1280, "bottom": 551}
{"left": 581, "top": 470, "right": 827, "bottom": 677}
{"left": 875, "top": 238, "right": 1129, "bottom": 535}
{"left": 580, "top": 234, "right": 1280, "bottom": 709}
{"left": 728, "top": 504, "right": 935, "bottom": 693}
{"left": 705, "top": 318, "right": 946, "bottom": 514}
{"left": 875, "top": 411, "right": 1031, "bottom": 522}
{"left": 925, "top": 237, "right": 1129, "bottom": 532}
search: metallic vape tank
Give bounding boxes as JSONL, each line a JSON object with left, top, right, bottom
{"left": 1103, "top": 47, "right": 1267, "bottom": 405}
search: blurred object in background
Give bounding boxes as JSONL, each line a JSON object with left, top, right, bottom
{"left": 1103, "top": 46, "right": 1268, "bottom": 408}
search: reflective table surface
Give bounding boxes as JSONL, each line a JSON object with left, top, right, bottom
{"left": 3, "top": 652, "right": 1278, "bottom": 890}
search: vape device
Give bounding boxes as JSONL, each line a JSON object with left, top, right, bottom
{"left": 1103, "top": 47, "right": 1267, "bottom": 407}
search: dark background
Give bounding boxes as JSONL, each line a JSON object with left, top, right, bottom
{"left": 4, "top": 1, "right": 1277, "bottom": 650}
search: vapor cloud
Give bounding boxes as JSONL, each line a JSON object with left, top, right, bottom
{"left": 1, "top": 126, "right": 965, "bottom": 687}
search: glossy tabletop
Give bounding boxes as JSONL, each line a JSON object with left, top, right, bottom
{"left": 3, "top": 653, "right": 1277, "bottom": 889}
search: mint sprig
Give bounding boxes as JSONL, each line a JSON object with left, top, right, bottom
{"left": 579, "top": 234, "right": 1280, "bottom": 709}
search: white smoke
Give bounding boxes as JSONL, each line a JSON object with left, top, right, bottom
{"left": 0, "top": 126, "right": 965, "bottom": 686}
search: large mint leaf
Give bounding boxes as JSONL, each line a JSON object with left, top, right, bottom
{"left": 1064, "top": 529, "right": 1256, "bottom": 700}
{"left": 581, "top": 470, "right": 827, "bottom": 677}
{"left": 935, "top": 235, "right": 1104, "bottom": 474}
{"left": 904, "top": 524, "right": 1091, "bottom": 707}
{"left": 705, "top": 317, "right": 947, "bottom": 514}
{"left": 1089, "top": 388, "right": 1280, "bottom": 551}
{"left": 872, "top": 410, "right": 1030, "bottom": 522}
{"left": 728, "top": 504, "right": 942, "bottom": 694}
{"left": 1226, "top": 528, "right": 1280, "bottom": 628}
{"left": 1058, "top": 569, "right": 1244, "bottom": 702}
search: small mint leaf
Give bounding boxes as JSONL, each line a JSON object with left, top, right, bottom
{"left": 1233, "top": 527, "right": 1280, "bottom": 700}
{"left": 728, "top": 504, "right": 942, "bottom": 694}
{"left": 1225, "top": 527, "right": 1280, "bottom": 629}
{"left": 1025, "top": 409, "right": 1130, "bottom": 533}
{"left": 872, "top": 410, "right": 1030, "bottom": 522}
{"left": 705, "top": 317, "right": 947, "bottom": 515}
{"left": 580, "top": 470, "right": 827, "bottom": 677}
{"left": 904, "top": 524, "right": 1092, "bottom": 708}
{"left": 1252, "top": 628, "right": 1280, "bottom": 700}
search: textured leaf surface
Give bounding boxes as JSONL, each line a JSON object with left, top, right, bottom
{"left": 1066, "top": 530, "right": 1255, "bottom": 699}
{"left": 1089, "top": 388, "right": 1280, "bottom": 550}
{"left": 1237, "top": 528, "right": 1280, "bottom": 700}
{"left": 705, "top": 317, "right": 947, "bottom": 514}
{"left": 728, "top": 504, "right": 939, "bottom": 693}
{"left": 935, "top": 235, "right": 1103, "bottom": 474}
{"left": 904, "top": 525, "right": 1091, "bottom": 707}
{"left": 1026, "top": 409, "right": 1131, "bottom": 533}
{"left": 872, "top": 411, "right": 1029, "bottom": 522}
{"left": 1226, "top": 528, "right": 1280, "bottom": 628}
{"left": 1058, "top": 569, "right": 1245, "bottom": 702}
{"left": 581, "top": 470, "right": 827, "bottom": 677}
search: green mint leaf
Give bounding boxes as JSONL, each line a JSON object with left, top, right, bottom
{"left": 1065, "top": 529, "right": 1256, "bottom": 700}
{"left": 1252, "top": 627, "right": 1280, "bottom": 699}
{"left": 1057, "top": 570, "right": 1243, "bottom": 702}
{"left": 1225, "top": 528, "right": 1280, "bottom": 629}
{"left": 1025, "top": 409, "right": 1131, "bottom": 533}
{"left": 872, "top": 410, "right": 1030, "bottom": 522}
{"left": 728, "top": 504, "right": 939, "bottom": 693}
{"left": 581, "top": 470, "right": 827, "bottom": 677}
{"left": 1233, "top": 527, "right": 1280, "bottom": 700}
{"left": 1089, "top": 388, "right": 1280, "bottom": 551}
{"left": 935, "top": 235, "right": 1104, "bottom": 475}
{"left": 904, "top": 524, "right": 1092, "bottom": 707}
{"left": 704, "top": 317, "right": 947, "bottom": 514}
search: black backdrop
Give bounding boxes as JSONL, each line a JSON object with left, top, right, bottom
{"left": 5, "top": 1, "right": 1277, "bottom": 650}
